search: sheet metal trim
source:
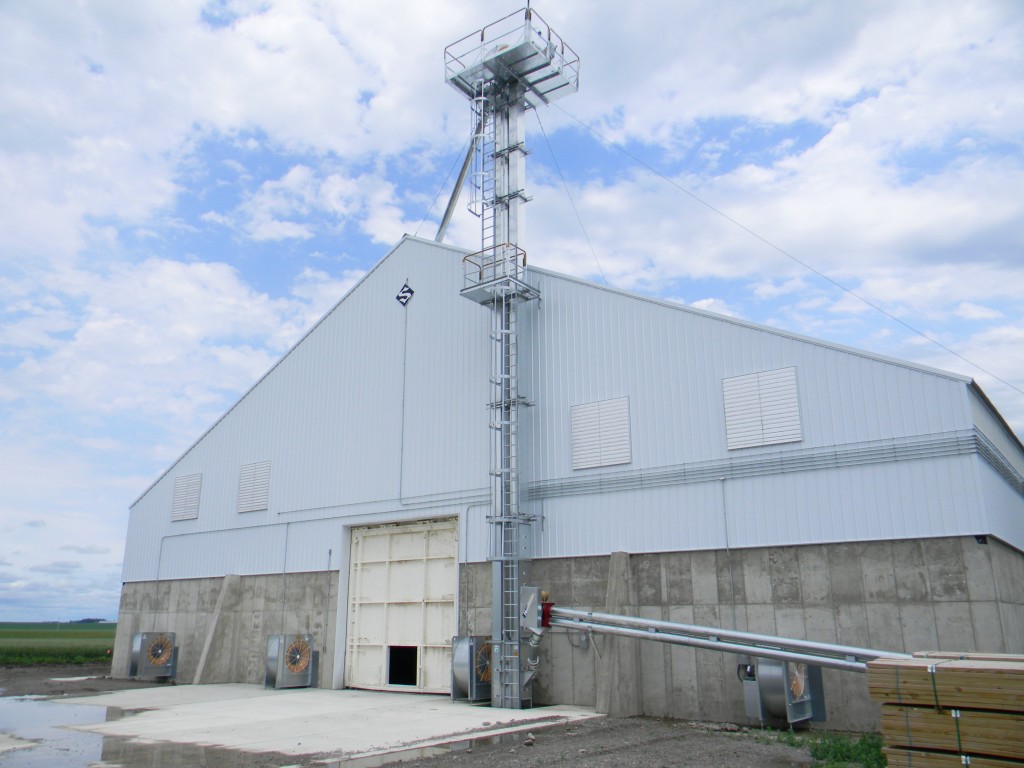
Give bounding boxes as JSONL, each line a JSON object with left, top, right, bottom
{"left": 528, "top": 429, "right": 1015, "bottom": 501}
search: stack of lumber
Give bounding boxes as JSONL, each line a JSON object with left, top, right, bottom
{"left": 867, "top": 653, "right": 1024, "bottom": 767}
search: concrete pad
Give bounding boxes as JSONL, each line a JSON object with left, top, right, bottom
{"left": 58, "top": 685, "right": 599, "bottom": 761}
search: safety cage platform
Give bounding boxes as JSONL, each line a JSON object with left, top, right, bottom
{"left": 445, "top": 6, "right": 580, "bottom": 105}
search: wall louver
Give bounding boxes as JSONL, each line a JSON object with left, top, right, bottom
{"left": 723, "top": 367, "right": 802, "bottom": 450}
{"left": 571, "top": 396, "right": 632, "bottom": 470}
{"left": 171, "top": 473, "right": 202, "bottom": 521}
{"left": 237, "top": 460, "right": 271, "bottom": 513}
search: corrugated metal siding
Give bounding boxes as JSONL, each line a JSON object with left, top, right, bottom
{"left": 462, "top": 502, "right": 491, "bottom": 564}
{"left": 518, "top": 268, "right": 983, "bottom": 557}
{"left": 725, "top": 454, "right": 981, "bottom": 548}
{"left": 976, "top": 459, "right": 1024, "bottom": 550}
{"left": 532, "top": 482, "right": 726, "bottom": 558}
{"left": 125, "top": 238, "right": 490, "bottom": 582}
{"left": 520, "top": 271, "right": 974, "bottom": 482}
{"left": 125, "top": 240, "right": 1022, "bottom": 579}
{"left": 530, "top": 454, "right": 982, "bottom": 558}
{"left": 283, "top": 519, "right": 345, "bottom": 572}
{"left": 158, "top": 526, "right": 280, "bottom": 580}
{"left": 970, "top": 390, "right": 1024, "bottom": 477}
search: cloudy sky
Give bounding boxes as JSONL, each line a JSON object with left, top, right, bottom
{"left": 2, "top": 0, "right": 1022, "bottom": 622}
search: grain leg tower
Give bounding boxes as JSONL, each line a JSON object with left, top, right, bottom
{"left": 445, "top": 6, "right": 580, "bottom": 708}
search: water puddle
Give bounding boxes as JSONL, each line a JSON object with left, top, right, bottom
{"left": 0, "top": 696, "right": 114, "bottom": 767}
{"left": 0, "top": 697, "right": 294, "bottom": 768}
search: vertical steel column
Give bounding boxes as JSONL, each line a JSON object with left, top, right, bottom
{"left": 487, "top": 81, "right": 531, "bottom": 710}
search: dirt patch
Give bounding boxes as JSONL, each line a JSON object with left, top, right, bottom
{"left": 392, "top": 717, "right": 813, "bottom": 768}
{"left": 0, "top": 662, "right": 163, "bottom": 698}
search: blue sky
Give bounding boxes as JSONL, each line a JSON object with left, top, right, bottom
{"left": 1, "top": 0, "right": 1022, "bottom": 621}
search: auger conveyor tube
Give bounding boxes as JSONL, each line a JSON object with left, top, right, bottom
{"left": 547, "top": 607, "right": 912, "bottom": 673}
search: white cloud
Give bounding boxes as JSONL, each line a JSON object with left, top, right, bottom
{"left": 290, "top": 267, "right": 365, "bottom": 325}
{"left": 29, "top": 561, "right": 82, "bottom": 574}
{"left": 241, "top": 165, "right": 318, "bottom": 241}
{"left": 1, "top": 0, "right": 1022, "bottom": 621}
{"left": 61, "top": 545, "right": 111, "bottom": 555}
{"left": 3, "top": 258, "right": 365, "bottom": 453}
{"left": 955, "top": 302, "right": 1003, "bottom": 321}
{"left": 752, "top": 277, "right": 810, "bottom": 300}
{"left": 690, "top": 298, "right": 741, "bottom": 318}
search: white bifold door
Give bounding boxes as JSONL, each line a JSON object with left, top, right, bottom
{"left": 345, "top": 518, "right": 457, "bottom": 693}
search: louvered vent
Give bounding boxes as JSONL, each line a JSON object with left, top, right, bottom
{"left": 723, "top": 367, "right": 802, "bottom": 450}
{"left": 238, "top": 460, "right": 271, "bottom": 513}
{"left": 171, "top": 473, "right": 202, "bottom": 521}
{"left": 571, "top": 397, "right": 632, "bottom": 470}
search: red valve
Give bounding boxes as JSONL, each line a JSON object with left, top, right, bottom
{"left": 541, "top": 602, "right": 554, "bottom": 628}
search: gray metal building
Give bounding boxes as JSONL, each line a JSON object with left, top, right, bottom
{"left": 113, "top": 234, "right": 1024, "bottom": 729}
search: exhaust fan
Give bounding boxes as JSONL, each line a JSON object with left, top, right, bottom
{"left": 265, "top": 634, "right": 317, "bottom": 689}
{"left": 451, "top": 635, "right": 492, "bottom": 703}
{"left": 129, "top": 632, "right": 178, "bottom": 680}
{"left": 744, "top": 658, "right": 824, "bottom": 725}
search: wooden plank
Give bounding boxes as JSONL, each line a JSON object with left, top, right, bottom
{"left": 881, "top": 705, "right": 1024, "bottom": 760}
{"left": 914, "top": 652, "right": 1024, "bottom": 663}
{"left": 884, "top": 747, "right": 1024, "bottom": 768}
{"left": 868, "top": 658, "right": 1024, "bottom": 712}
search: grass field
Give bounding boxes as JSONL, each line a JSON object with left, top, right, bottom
{"left": 0, "top": 622, "right": 117, "bottom": 665}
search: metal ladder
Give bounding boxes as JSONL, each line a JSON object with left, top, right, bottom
{"left": 466, "top": 78, "right": 533, "bottom": 709}
{"left": 490, "top": 290, "right": 524, "bottom": 707}
{"left": 470, "top": 81, "right": 496, "bottom": 252}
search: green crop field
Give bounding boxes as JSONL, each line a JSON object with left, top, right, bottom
{"left": 0, "top": 622, "right": 117, "bottom": 665}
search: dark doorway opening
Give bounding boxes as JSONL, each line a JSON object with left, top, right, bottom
{"left": 388, "top": 646, "right": 418, "bottom": 686}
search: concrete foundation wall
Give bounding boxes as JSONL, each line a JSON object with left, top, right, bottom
{"left": 112, "top": 571, "right": 338, "bottom": 688}
{"left": 459, "top": 536, "right": 1024, "bottom": 731}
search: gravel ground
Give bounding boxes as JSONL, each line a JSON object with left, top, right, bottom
{"left": 390, "top": 717, "right": 813, "bottom": 768}
{"left": 0, "top": 664, "right": 815, "bottom": 767}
